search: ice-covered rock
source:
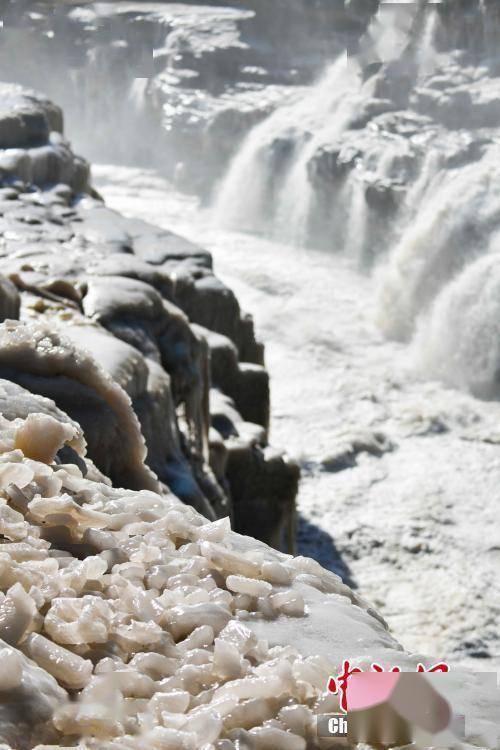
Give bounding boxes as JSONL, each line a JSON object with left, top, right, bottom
{"left": 0, "top": 402, "right": 497, "bottom": 749}
{"left": 0, "top": 85, "right": 298, "bottom": 549}
{"left": 0, "top": 638, "right": 68, "bottom": 749}
{"left": 0, "top": 83, "right": 90, "bottom": 193}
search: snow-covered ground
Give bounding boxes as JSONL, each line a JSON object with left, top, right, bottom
{"left": 94, "top": 164, "right": 500, "bottom": 669}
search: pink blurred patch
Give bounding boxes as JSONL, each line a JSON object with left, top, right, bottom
{"left": 346, "top": 671, "right": 400, "bottom": 711}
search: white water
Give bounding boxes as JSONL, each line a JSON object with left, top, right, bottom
{"left": 417, "top": 9, "right": 440, "bottom": 79}
{"left": 213, "top": 2, "right": 430, "bottom": 249}
{"left": 96, "top": 165, "right": 500, "bottom": 667}
{"left": 129, "top": 77, "right": 149, "bottom": 111}
{"left": 213, "top": 54, "right": 361, "bottom": 242}
{"left": 377, "top": 147, "right": 500, "bottom": 343}
{"left": 213, "top": 1, "right": 500, "bottom": 405}
{"left": 416, "top": 251, "right": 500, "bottom": 400}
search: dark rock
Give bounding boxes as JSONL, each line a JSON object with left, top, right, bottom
{"left": 364, "top": 178, "right": 405, "bottom": 214}
{"left": 307, "top": 143, "right": 362, "bottom": 187}
{"left": 0, "top": 86, "right": 297, "bottom": 549}
{"left": 197, "top": 327, "right": 269, "bottom": 431}
{"left": 0, "top": 274, "right": 20, "bottom": 321}
{"left": 174, "top": 271, "right": 264, "bottom": 365}
{"left": 226, "top": 440, "right": 300, "bottom": 552}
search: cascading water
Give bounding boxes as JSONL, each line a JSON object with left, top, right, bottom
{"left": 377, "top": 147, "right": 500, "bottom": 341}
{"left": 214, "top": 0, "right": 500, "bottom": 401}
{"left": 414, "top": 250, "right": 500, "bottom": 400}
{"left": 213, "top": 1, "right": 430, "bottom": 249}
{"left": 213, "top": 54, "right": 361, "bottom": 242}
{"left": 417, "top": 9, "right": 440, "bottom": 79}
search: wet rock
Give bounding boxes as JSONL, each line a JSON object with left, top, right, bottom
{"left": 89, "top": 254, "right": 176, "bottom": 302}
{"left": 0, "top": 84, "right": 90, "bottom": 193}
{"left": 0, "top": 85, "right": 297, "bottom": 547}
{"left": 0, "top": 83, "right": 63, "bottom": 149}
{"left": 197, "top": 326, "right": 269, "bottom": 431}
{"left": 209, "top": 387, "right": 295, "bottom": 550}
{"left": 307, "top": 142, "right": 362, "bottom": 188}
{"left": 321, "top": 429, "right": 394, "bottom": 472}
{"left": 226, "top": 440, "right": 300, "bottom": 551}
{"left": 364, "top": 177, "right": 405, "bottom": 214}
{"left": 174, "top": 271, "right": 264, "bottom": 365}
{"left": 0, "top": 274, "right": 20, "bottom": 322}
{"left": 0, "top": 639, "right": 68, "bottom": 749}
{"left": 82, "top": 276, "right": 201, "bottom": 404}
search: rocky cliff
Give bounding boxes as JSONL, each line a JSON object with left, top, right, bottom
{"left": 0, "top": 83, "right": 298, "bottom": 549}
{"left": 2, "top": 0, "right": 499, "bottom": 199}
{"left": 0, "top": 0, "right": 379, "bottom": 192}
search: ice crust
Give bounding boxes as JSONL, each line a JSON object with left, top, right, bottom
{"left": 0, "top": 397, "right": 412, "bottom": 750}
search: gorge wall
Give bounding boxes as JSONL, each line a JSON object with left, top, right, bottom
{"left": 0, "top": 83, "right": 299, "bottom": 550}
{"left": 0, "top": 0, "right": 379, "bottom": 190}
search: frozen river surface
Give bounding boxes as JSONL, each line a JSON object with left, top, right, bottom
{"left": 95, "top": 165, "right": 500, "bottom": 669}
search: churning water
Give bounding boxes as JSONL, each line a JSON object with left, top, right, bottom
{"left": 213, "top": 54, "right": 361, "bottom": 244}
{"left": 214, "top": 2, "right": 500, "bottom": 401}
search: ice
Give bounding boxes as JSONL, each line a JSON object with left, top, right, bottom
{"left": 1, "top": 400, "right": 471, "bottom": 748}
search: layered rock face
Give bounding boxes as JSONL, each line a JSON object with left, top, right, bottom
{"left": 0, "top": 0, "right": 379, "bottom": 193}
{"left": 0, "top": 83, "right": 298, "bottom": 549}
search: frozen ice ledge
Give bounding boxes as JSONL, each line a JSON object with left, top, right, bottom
{"left": 0, "top": 86, "right": 497, "bottom": 750}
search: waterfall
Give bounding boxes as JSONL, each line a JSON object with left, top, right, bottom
{"left": 415, "top": 249, "right": 500, "bottom": 400}
{"left": 129, "top": 78, "right": 149, "bottom": 112}
{"left": 213, "top": 1, "right": 439, "bottom": 250}
{"left": 212, "top": 0, "right": 500, "bottom": 402}
{"left": 376, "top": 148, "right": 500, "bottom": 341}
{"left": 212, "top": 54, "right": 361, "bottom": 240}
{"left": 417, "top": 10, "right": 440, "bottom": 79}
{"left": 271, "top": 58, "right": 363, "bottom": 247}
